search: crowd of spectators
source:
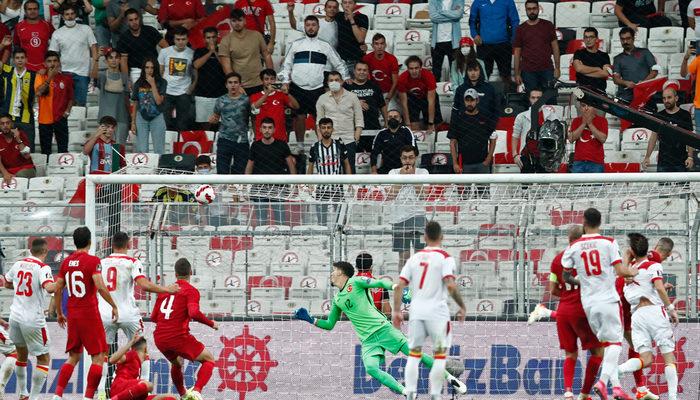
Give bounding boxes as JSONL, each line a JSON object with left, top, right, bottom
{"left": 0, "top": 0, "right": 698, "bottom": 186}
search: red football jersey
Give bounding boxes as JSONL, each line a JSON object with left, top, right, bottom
{"left": 249, "top": 90, "right": 291, "bottom": 142}
{"left": 570, "top": 116, "right": 607, "bottom": 164}
{"left": 550, "top": 251, "right": 585, "bottom": 317}
{"left": 362, "top": 51, "right": 399, "bottom": 94}
{"left": 58, "top": 251, "right": 102, "bottom": 316}
{"left": 114, "top": 350, "right": 141, "bottom": 382}
{"left": 356, "top": 271, "right": 389, "bottom": 311}
{"left": 397, "top": 69, "right": 436, "bottom": 100}
{"left": 13, "top": 20, "right": 54, "bottom": 72}
{"left": 152, "top": 280, "right": 212, "bottom": 339}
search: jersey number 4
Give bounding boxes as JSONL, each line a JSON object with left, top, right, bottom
{"left": 15, "top": 270, "right": 33, "bottom": 297}
{"left": 65, "top": 271, "right": 87, "bottom": 298}
{"left": 160, "top": 295, "right": 175, "bottom": 320}
{"left": 581, "top": 249, "right": 602, "bottom": 276}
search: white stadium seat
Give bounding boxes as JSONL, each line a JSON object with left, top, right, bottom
{"left": 555, "top": 2, "right": 591, "bottom": 28}
{"left": 27, "top": 176, "right": 64, "bottom": 201}
{"left": 48, "top": 152, "right": 85, "bottom": 176}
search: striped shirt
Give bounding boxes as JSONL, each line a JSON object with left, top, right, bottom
{"left": 309, "top": 139, "right": 348, "bottom": 176}
{"left": 0, "top": 64, "right": 36, "bottom": 124}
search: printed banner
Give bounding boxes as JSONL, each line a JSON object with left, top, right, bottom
{"left": 3, "top": 321, "right": 697, "bottom": 399}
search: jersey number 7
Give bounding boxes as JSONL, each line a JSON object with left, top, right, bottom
{"left": 418, "top": 261, "right": 429, "bottom": 289}
{"left": 581, "top": 249, "right": 602, "bottom": 276}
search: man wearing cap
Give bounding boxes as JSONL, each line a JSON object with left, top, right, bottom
{"left": 447, "top": 88, "right": 497, "bottom": 174}
{"left": 355, "top": 252, "right": 392, "bottom": 315}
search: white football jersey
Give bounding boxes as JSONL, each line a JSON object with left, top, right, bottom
{"left": 399, "top": 247, "right": 456, "bottom": 321}
{"left": 98, "top": 253, "right": 146, "bottom": 323}
{"left": 4, "top": 256, "right": 53, "bottom": 328}
{"left": 562, "top": 234, "right": 622, "bottom": 309}
{"left": 623, "top": 259, "right": 664, "bottom": 310}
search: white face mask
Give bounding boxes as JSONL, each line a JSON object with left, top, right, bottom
{"left": 328, "top": 81, "right": 341, "bottom": 92}
{"left": 461, "top": 47, "right": 471, "bottom": 56}
{"left": 64, "top": 19, "right": 77, "bottom": 27}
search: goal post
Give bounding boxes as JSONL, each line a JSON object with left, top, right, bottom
{"left": 78, "top": 171, "right": 700, "bottom": 399}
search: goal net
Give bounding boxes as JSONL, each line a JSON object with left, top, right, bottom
{"left": 77, "top": 172, "right": 699, "bottom": 399}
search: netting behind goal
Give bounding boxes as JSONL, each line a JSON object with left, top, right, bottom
{"left": 83, "top": 173, "right": 699, "bottom": 399}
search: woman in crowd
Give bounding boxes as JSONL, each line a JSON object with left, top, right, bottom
{"left": 97, "top": 48, "right": 130, "bottom": 144}
{"left": 130, "top": 58, "right": 167, "bottom": 153}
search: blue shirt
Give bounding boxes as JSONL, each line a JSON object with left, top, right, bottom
{"left": 214, "top": 93, "right": 251, "bottom": 143}
{"left": 469, "top": 0, "right": 520, "bottom": 45}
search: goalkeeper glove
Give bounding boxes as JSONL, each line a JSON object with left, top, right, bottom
{"left": 294, "top": 307, "right": 316, "bottom": 325}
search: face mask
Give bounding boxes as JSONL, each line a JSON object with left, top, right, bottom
{"left": 328, "top": 81, "right": 341, "bottom": 92}
{"left": 460, "top": 47, "right": 471, "bottom": 56}
{"left": 197, "top": 168, "right": 210, "bottom": 175}
{"left": 64, "top": 19, "right": 77, "bottom": 27}
{"left": 387, "top": 118, "right": 400, "bottom": 129}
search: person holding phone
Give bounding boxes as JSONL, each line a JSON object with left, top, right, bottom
{"left": 83, "top": 115, "right": 126, "bottom": 173}
{"left": 250, "top": 68, "right": 299, "bottom": 142}
{"left": 680, "top": 42, "right": 700, "bottom": 133}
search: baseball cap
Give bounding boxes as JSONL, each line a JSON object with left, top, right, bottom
{"left": 459, "top": 37, "right": 475, "bottom": 47}
{"left": 464, "top": 88, "right": 479, "bottom": 99}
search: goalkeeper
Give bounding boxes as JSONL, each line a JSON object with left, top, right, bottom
{"left": 294, "top": 261, "right": 467, "bottom": 396}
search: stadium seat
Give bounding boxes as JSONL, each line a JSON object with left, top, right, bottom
{"left": 27, "top": 177, "right": 64, "bottom": 200}
{"left": 48, "top": 152, "right": 85, "bottom": 176}
{"left": 270, "top": 249, "right": 307, "bottom": 275}
{"left": 246, "top": 299, "right": 272, "bottom": 316}
{"left": 559, "top": 54, "right": 575, "bottom": 82}
{"left": 668, "top": 53, "right": 687, "bottom": 79}
{"left": 609, "top": 196, "right": 648, "bottom": 224}
{"left": 125, "top": 152, "right": 159, "bottom": 174}
{"left": 29, "top": 153, "right": 47, "bottom": 176}
{"left": 407, "top": 3, "right": 431, "bottom": 29}
{"left": 394, "top": 29, "right": 430, "bottom": 57}
{"left": 466, "top": 298, "right": 504, "bottom": 316}
{"left": 621, "top": 127, "right": 651, "bottom": 151}
{"left": 355, "top": 3, "right": 376, "bottom": 25}
{"left": 648, "top": 27, "right": 684, "bottom": 54}
{"left": 309, "top": 298, "right": 333, "bottom": 315}
{"left": 68, "top": 106, "right": 87, "bottom": 130}
{"left": 271, "top": 299, "right": 309, "bottom": 315}
{"left": 555, "top": 2, "right": 591, "bottom": 28}
{"left": 589, "top": 1, "right": 618, "bottom": 29}
{"left": 376, "top": 2, "right": 410, "bottom": 17}
{"left": 0, "top": 177, "right": 28, "bottom": 201}
{"left": 303, "top": 3, "right": 324, "bottom": 15}
{"left": 63, "top": 176, "right": 83, "bottom": 200}
{"left": 201, "top": 300, "right": 233, "bottom": 316}
{"left": 648, "top": 198, "right": 686, "bottom": 221}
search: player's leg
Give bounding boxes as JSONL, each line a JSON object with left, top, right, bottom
{"left": 55, "top": 351, "right": 82, "bottom": 397}
{"left": 404, "top": 319, "right": 426, "bottom": 398}
{"left": 362, "top": 353, "right": 406, "bottom": 394}
{"left": 83, "top": 319, "right": 110, "bottom": 400}
{"left": 84, "top": 352, "right": 108, "bottom": 399}
{"left": 0, "top": 352, "right": 16, "bottom": 390}
{"left": 623, "top": 329, "right": 653, "bottom": 399}
{"left": 192, "top": 348, "right": 216, "bottom": 395}
{"left": 570, "top": 314, "right": 603, "bottom": 399}
{"left": 588, "top": 303, "right": 626, "bottom": 399}
{"left": 168, "top": 357, "right": 187, "bottom": 397}
{"left": 426, "top": 320, "right": 450, "bottom": 399}
{"left": 661, "top": 352, "right": 678, "bottom": 400}
{"left": 557, "top": 315, "right": 579, "bottom": 398}
{"left": 397, "top": 341, "right": 467, "bottom": 394}
{"left": 111, "top": 379, "right": 153, "bottom": 400}
{"left": 98, "top": 321, "right": 119, "bottom": 398}
{"left": 652, "top": 313, "right": 677, "bottom": 400}
{"left": 2, "top": 322, "right": 20, "bottom": 394}
{"left": 22, "top": 324, "right": 51, "bottom": 399}
{"left": 581, "top": 347, "right": 604, "bottom": 399}
{"left": 31, "top": 353, "right": 51, "bottom": 399}
{"left": 13, "top": 346, "right": 29, "bottom": 398}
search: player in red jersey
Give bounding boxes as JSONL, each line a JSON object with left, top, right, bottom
{"left": 151, "top": 258, "right": 218, "bottom": 400}
{"left": 108, "top": 335, "right": 177, "bottom": 400}
{"left": 355, "top": 252, "right": 392, "bottom": 314}
{"left": 530, "top": 225, "right": 605, "bottom": 400}
{"left": 53, "top": 227, "right": 119, "bottom": 400}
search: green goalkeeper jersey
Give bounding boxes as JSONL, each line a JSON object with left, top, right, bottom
{"left": 316, "top": 276, "right": 394, "bottom": 342}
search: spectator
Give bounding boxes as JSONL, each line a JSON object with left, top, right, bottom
{"left": 643, "top": 87, "right": 694, "bottom": 172}
{"left": 336, "top": 0, "right": 368, "bottom": 72}
{"left": 615, "top": 0, "right": 671, "bottom": 28}
{"left": 13, "top": 0, "right": 53, "bottom": 73}
{"left": 362, "top": 33, "right": 399, "bottom": 110}
{"left": 117, "top": 8, "right": 168, "bottom": 85}
{"left": 151, "top": 184, "right": 197, "bottom": 224}
{"left": 34, "top": 51, "right": 73, "bottom": 155}
{"left": 450, "top": 37, "right": 487, "bottom": 88}
{"left": 448, "top": 88, "right": 497, "bottom": 174}
{"left": 288, "top": 0, "right": 338, "bottom": 48}
{"left": 208, "top": 72, "right": 250, "bottom": 175}
{"left": 97, "top": 48, "right": 130, "bottom": 144}
{"left": 0, "top": 0, "right": 22, "bottom": 25}
{"left": 152, "top": 185, "right": 195, "bottom": 202}
{"left": 0, "top": 47, "right": 37, "bottom": 152}
{"left": 0, "top": 19, "right": 9, "bottom": 61}
{"left": 386, "top": 145, "right": 427, "bottom": 267}
{"left": 355, "top": 252, "right": 392, "bottom": 314}
{"left": 344, "top": 61, "right": 387, "bottom": 131}
{"left": 279, "top": 15, "right": 348, "bottom": 145}
{"left": 195, "top": 154, "right": 212, "bottom": 174}
{"left": 92, "top": 0, "right": 110, "bottom": 46}
{"left": 452, "top": 60, "right": 498, "bottom": 122}
{"left": 157, "top": 0, "right": 204, "bottom": 43}
{"left": 48, "top": 5, "right": 98, "bottom": 106}
{"left": 193, "top": 26, "right": 226, "bottom": 130}
{"left": 52, "top": 0, "right": 92, "bottom": 25}
{"left": 573, "top": 27, "right": 612, "bottom": 93}
{"left": 316, "top": 70, "right": 364, "bottom": 169}
{"left": 397, "top": 56, "right": 440, "bottom": 133}
{"left": 130, "top": 58, "right": 167, "bottom": 153}
{"left": 0, "top": 113, "right": 34, "bottom": 184}
{"left": 568, "top": 102, "right": 608, "bottom": 173}
{"left": 83, "top": 115, "right": 126, "bottom": 173}
{"left": 218, "top": 8, "right": 273, "bottom": 95}
{"left": 512, "top": 87, "right": 557, "bottom": 172}
{"left": 108, "top": 0, "right": 157, "bottom": 47}
{"left": 370, "top": 109, "right": 416, "bottom": 174}
{"left": 250, "top": 68, "right": 299, "bottom": 142}
{"left": 513, "top": 0, "right": 559, "bottom": 94}
{"left": 612, "top": 27, "right": 658, "bottom": 102}
{"left": 429, "top": 0, "right": 464, "bottom": 81}
{"left": 307, "top": 117, "right": 351, "bottom": 226}
{"left": 469, "top": 0, "right": 519, "bottom": 93}
{"left": 234, "top": 0, "right": 275, "bottom": 54}
{"left": 687, "top": 0, "right": 699, "bottom": 33}
{"left": 681, "top": 45, "right": 700, "bottom": 130}
{"left": 245, "top": 117, "right": 297, "bottom": 225}
{"left": 158, "top": 26, "right": 194, "bottom": 131}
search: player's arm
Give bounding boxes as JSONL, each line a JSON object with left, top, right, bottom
{"left": 548, "top": 273, "right": 561, "bottom": 297}
{"left": 355, "top": 277, "right": 396, "bottom": 291}
{"left": 187, "top": 291, "right": 218, "bottom": 329}
{"left": 614, "top": 247, "right": 638, "bottom": 278}
{"left": 445, "top": 276, "right": 466, "bottom": 321}
{"left": 561, "top": 246, "right": 580, "bottom": 287}
{"left": 54, "top": 276, "right": 66, "bottom": 327}
{"left": 311, "top": 304, "right": 341, "bottom": 330}
{"left": 93, "top": 273, "right": 119, "bottom": 323}
{"left": 109, "top": 335, "right": 141, "bottom": 364}
{"left": 135, "top": 276, "right": 179, "bottom": 294}
{"left": 653, "top": 273, "right": 679, "bottom": 324}
{"left": 392, "top": 278, "right": 408, "bottom": 328}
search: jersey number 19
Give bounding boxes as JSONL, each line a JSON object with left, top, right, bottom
{"left": 581, "top": 249, "right": 602, "bottom": 276}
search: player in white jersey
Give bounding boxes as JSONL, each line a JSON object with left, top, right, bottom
{"left": 97, "top": 232, "right": 179, "bottom": 398}
{"left": 0, "top": 318, "right": 17, "bottom": 399}
{"left": 617, "top": 234, "right": 679, "bottom": 400}
{"left": 3, "top": 238, "right": 56, "bottom": 400}
{"left": 393, "top": 221, "right": 466, "bottom": 400}
{"left": 561, "top": 208, "right": 638, "bottom": 400}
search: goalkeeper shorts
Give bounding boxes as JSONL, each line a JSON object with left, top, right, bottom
{"left": 361, "top": 325, "right": 407, "bottom": 362}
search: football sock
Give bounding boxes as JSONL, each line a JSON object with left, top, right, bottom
{"left": 141, "top": 354, "right": 151, "bottom": 381}
{"left": 429, "top": 356, "right": 446, "bottom": 397}
{"left": 665, "top": 364, "right": 677, "bottom": 399}
{"left": 193, "top": 360, "right": 214, "bottom": 392}
{"left": 618, "top": 357, "right": 643, "bottom": 374}
{"left": 563, "top": 357, "right": 576, "bottom": 392}
{"left": 85, "top": 363, "right": 103, "bottom": 399}
{"left": 15, "top": 360, "right": 27, "bottom": 396}
{"left": 30, "top": 364, "right": 50, "bottom": 398}
{"left": 363, "top": 355, "right": 405, "bottom": 394}
{"left": 405, "top": 351, "right": 421, "bottom": 394}
{"left": 601, "top": 344, "right": 621, "bottom": 387}
{"left": 0, "top": 355, "right": 16, "bottom": 386}
{"left": 55, "top": 362, "right": 76, "bottom": 397}
{"left": 628, "top": 349, "right": 646, "bottom": 388}
{"left": 170, "top": 364, "right": 186, "bottom": 396}
{"left": 582, "top": 355, "right": 602, "bottom": 395}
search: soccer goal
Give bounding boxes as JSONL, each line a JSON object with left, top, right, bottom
{"left": 78, "top": 171, "right": 699, "bottom": 399}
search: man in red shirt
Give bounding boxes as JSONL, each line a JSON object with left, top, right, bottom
{"left": 397, "top": 55, "right": 440, "bottom": 133}
{"left": 157, "top": 0, "right": 205, "bottom": 42}
{"left": 250, "top": 68, "right": 299, "bottom": 142}
{"left": 362, "top": 33, "right": 399, "bottom": 108}
{"left": 568, "top": 102, "right": 607, "bottom": 173}
{"left": 233, "top": 0, "right": 275, "bottom": 53}
{"left": 108, "top": 335, "right": 177, "bottom": 400}
{"left": 54, "top": 226, "right": 119, "bottom": 400}
{"left": 34, "top": 51, "right": 74, "bottom": 155}
{"left": 151, "top": 258, "right": 218, "bottom": 400}
{"left": 355, "top": 252, "right": 392, "bottom": 315}
{"left": 512, "top": 0, "right": 560, "bottom": 94}
{"left": 0, "top": 114, "right": 35, "bottom": 185}
{"left": 13, "top": 0, "right": 53, "bottom": 73}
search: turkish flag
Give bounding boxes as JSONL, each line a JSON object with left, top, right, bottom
{"left": 172, "top": 130, "right": 214, "bottom": 156}
{"left": 188, "top": 5, "right": 232, "bottom": 49}
{"left": 620, "top": 76, "right": 667, "bottom": 131}
{"left": 63, "top": 173, "right": 140, "bottom": 219}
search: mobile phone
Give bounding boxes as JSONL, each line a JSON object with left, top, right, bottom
{"left": 271, "top": 83, "right": 283, "bottom": 89}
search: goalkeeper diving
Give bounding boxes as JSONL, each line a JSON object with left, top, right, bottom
{"left": 294, "top": 260, "right": 467, "bottom": 397}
